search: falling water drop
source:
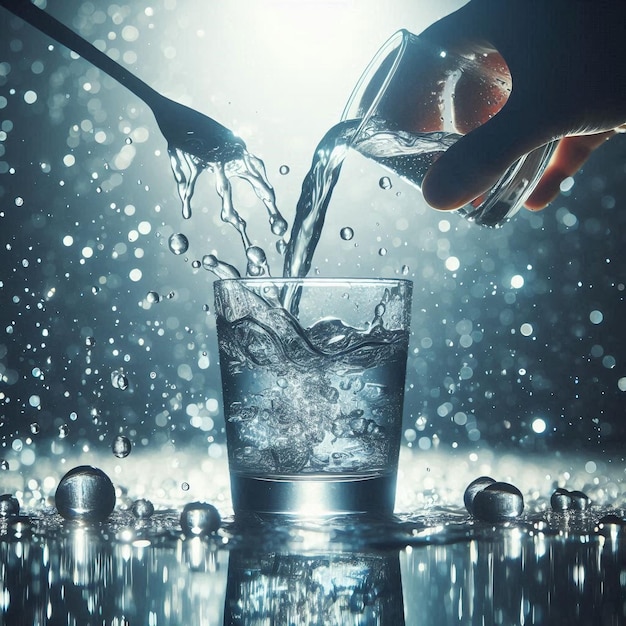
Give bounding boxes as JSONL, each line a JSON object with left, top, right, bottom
{"left": 379, "top": 176, "right": 392, "bottom": 190}
{"left": 340, "top": 227, "right": 354, "bottom": 241}
{"left": 112, "top": 435, "right": 132, "bottom": 459}
{"left": 168, "top": 233, "right": 189, "bottom": 255}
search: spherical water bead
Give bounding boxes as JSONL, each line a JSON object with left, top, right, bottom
{"left": 112, "top": 435, "right": 132, "bottom": 459}
{"left": 464, "top": 476, "right": 497, "bottom": 514}
{"left": 131, "top": 498, "right": 155, "bottom": 519}
{"left": 168, "top": 233, "right": 189, "bottom": 255}
{"left": 340, "top": 227, "right": 354, "bottom": 241}
{"left": 378, "top": 247, "right": 387, "bottom": 257}
{"left": 0, "top": 494, "right": 19, "bottom": 517}
{"left": 550, "top": 488, "right": 590, "bottom": 511}
{"left": 379, "top": 176, "right": 392, "bottom": 190}
{"left": 550, "top": 488, "right": 572, "bottom": 511}
{"left": 55, "top": 466, "right": 116, "bottom": 522}
{"left": 30, "top": 422, "right": 40, "bottom": 435}
{"left": 146, "top": 291, "right": 160, "bottom": 304}
{"left": 569, "top": 490, "right": 590, "bottom": 511}
{"left": 180, "top": 502, "right": 221, "bottom": 537}
{"left": 112, "top": 372, "right": 129, "bottom": 390}
{"left": 270, "top": 215, "right": 288, "bottom": 237}
{"left": 246, "top": 246, "right": 267, "bottom": 276}
{"left": 279, "top": 164, "right": 290, "bottom": 175}
{"left": 191, "top": 259, "right": 201, "bottom": 269}
{"left": 472, "top": 482, "right": 524, "bottom": 521}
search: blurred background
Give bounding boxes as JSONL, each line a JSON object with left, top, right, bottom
{"left": 0, "top": 0, "right": 625, "bottom": 508}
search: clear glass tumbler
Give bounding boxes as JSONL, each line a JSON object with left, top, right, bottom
{"left": 342, "top": 29, "right": 557, "bottom": 227}
{"left": 214, "top": 277, "right": 412, "bottom": 516}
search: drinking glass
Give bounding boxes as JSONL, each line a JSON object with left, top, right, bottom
{"left": 213, "top": 277, "right": 412, "bottom": 516}
{"left": 342, "top": 29, "right": 557, "bottom": 227}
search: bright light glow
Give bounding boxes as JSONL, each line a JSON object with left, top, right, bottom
{"left": 531, "top": 418, "right": 547, "bottom": 434}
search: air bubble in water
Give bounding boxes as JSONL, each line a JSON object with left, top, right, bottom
{"left": 168, "top": 233, "right": 189, "bottom": 255}
{"left": 0, "top": 494, "right": 19, "bottom": 517}
{"left": 112, "top": 435, "right": 132, "bottom": 458}
{"left": 55, "top": 465, "right": 116, "bottom": 522}
{"left": 180, "top": 501, "right": 221, "bottom": 537}
{"left": 146, "top": 291, "right": 160, "bottom": 304}
{"left": 472, "top": 481, "right": 524, "bottom": 521}
{"left": 279, "top": 165, "right": 290, "bottom": 175}
{"left": 379, "top": 176, "right": 392, "bottom": 190}
{"left": 340, "top": 227, "right": 354, "bottom": 241}
{"left": 131, "top": 498, "right": 155, "bottom": 519}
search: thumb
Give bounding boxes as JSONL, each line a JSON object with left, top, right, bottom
{"left": 421, "top": 104, "right": 552, "bottom": 211}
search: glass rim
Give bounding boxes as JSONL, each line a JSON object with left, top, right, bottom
{"left": 341, "top": 29, "right": 410, "bottom": 142}
{"left": 213, "top": 277, "right": 413, "bottom": 287}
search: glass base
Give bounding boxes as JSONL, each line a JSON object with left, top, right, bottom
{"left": 230, "top": 472, "right": 396, "bottom": 516}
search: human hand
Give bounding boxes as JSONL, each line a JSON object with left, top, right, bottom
{"left": 419, "top": 0, "right": 626, "bottom": 212}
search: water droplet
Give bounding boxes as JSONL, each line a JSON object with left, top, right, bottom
{"left": 279, "top": 164, "right": 290, "bottom": 175}
{"left": 270, "top": 216, "right": 288, "bottom": 237}
{"left": 30, "top": 422, "right": 40, "bottom": 435}
{"left": 168, "top": 233, "right": 189, "bottom": 255}
{"left": 112, "top": 435, "right": 132, "bottom": 458}
{"left": 276, "top": 239, "right": 286, "bottom": 255}
{"left": 379, "top": 176, "right": 392, "bottom": 190}
{"left": 58, "top": 424, "right": 69, "bottom": 439}
{"left": 91, "top": 286, "right": 100, "bottom": 295}
{"left": 131, "top": 498, "right": 154, "bottom": 519}
{"left": 125, "top": 137, "right": 133, "bottom": 145}
{"left": 464, "top": 477, "right": 497, "bottom": 514}
{"left": 0, "top": 494, "right": 19, "bottom": 517}
{"left": 401, "top": 265, "right": 410, "bottom": 275}
{"left": 181, "top": 482, "right": 190, "bottom": 492}
{"left": 112, "top": 371, "right": 129, "bottom": 390}
{"left": 472, "top": 481, "right": 524, "bottom": 521}
{"left": 550, "top": 488, "right": 571, "bottom": 511}
{"left": 146, "top": 291, "right": 160, "bottom": 304}
{"left": 569, "top": 490, "right": 590, "bottom": 511}
{"left": 551, "top": 488, "right": 590, "bottom": 511}
{"left": 85, "top": 336, "right": 96, "bottom": 348}
{"left": 202, "top": 254, "right": 218, "bottom": 269}
{"left": 55, "top": 466, "right": 116, "bottom": 522}
{"left": 340, "top": 227, "right": 354, "bottom": 241}
{"left": 191, "top": 259, "right": 201, "bottom": 269}
{"left": 0, "top": 460, "right": 9, "bottom": 471}
{"left": 378, "top": 247, "right": 387, "bottom": 257}
{"left": 180, "top": 501, "right": 221, "bottom": 537}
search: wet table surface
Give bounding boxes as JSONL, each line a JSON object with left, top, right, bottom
{"left": 2, "top": 450, "right": 626, "bottom": 626}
